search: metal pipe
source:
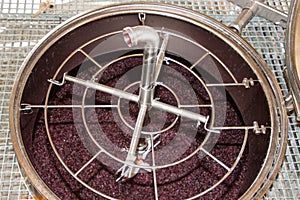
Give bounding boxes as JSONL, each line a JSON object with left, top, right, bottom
{"left": 123, "top": 26, "right": 159, "bottom": 49}
{"left": 127, "top": 104, "right": 148, "bottom": 156}
{"left": 152, "top": 100, "right": 208, "bottom": 123}
{"left": 123, "top": 26, "right": 159, "bottom": 106}
{"left": 154, "top": 34, "right": 169, "bottom": 83}
{"left": 229, "top": 1, "right": 259, "bottom": 33}
{"left": 64, "top": 74, "right": 207, "bottom": 123}
{"left": 121, "top": 26, "right": 160, "bottom": 180}
{"left": 64, "top": 75, "right": 139, "bottom": 102}
{"left": 228, "top": 0, "right": 288, "bottom": 30}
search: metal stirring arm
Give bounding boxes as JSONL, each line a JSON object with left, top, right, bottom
{"left": 116, "top": 105, "right": 148, "bottom": 182}
{"left": 117, "top": 26, "right": 161, "bottom": 182}
{"left": 50, "top": 74, "right": 208, "bottom": 123}
{"left": 118, "top": 26, "right": 211, "bottom": 181}
{"left": 48, "top": 26, "right": 209, "bottom": 182}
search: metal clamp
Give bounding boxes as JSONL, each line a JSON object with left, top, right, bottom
{"left": 253, "top": 121, "right": 267, "bottom": 134}
{"left": 20, "top": 103, "right": 33, "bottom": 114}
{"left": 242, "top": 78, "right": 255, "bottom": 88}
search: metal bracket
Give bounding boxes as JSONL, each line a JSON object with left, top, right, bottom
{"left": 202, "top": 116, "right": 221, "bottom": 134}
{"left": 228, "top": 0, "right": 288, "bottom": 33}
{"left": 48, "top": 73, "right": 67, "bottom": 86}
{"left": 20, "top": 103, "right": 33, "bottom": 114}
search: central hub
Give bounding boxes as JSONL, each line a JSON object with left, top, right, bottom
{"left": 117, "top": 82, "right": 179, "bottom": 135}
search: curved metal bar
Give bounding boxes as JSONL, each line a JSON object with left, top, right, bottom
{"left": 285, "top": 0, "right": 300, "bottom": 121}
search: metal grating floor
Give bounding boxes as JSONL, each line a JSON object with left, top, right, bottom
{"left": 0, "top": 0, "right": 299, "bottom": 199}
